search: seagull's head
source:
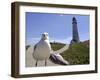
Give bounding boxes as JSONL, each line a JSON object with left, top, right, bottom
{"left": 41, "top": 32, "right": 49, "bottom": 40}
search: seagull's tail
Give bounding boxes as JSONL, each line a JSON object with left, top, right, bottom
{"left": 49, "top": 53, "right": 69, "bottom": 65}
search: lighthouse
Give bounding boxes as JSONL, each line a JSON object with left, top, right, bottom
{"left": 71, "top": 17, "right": 80, "bottom": 44}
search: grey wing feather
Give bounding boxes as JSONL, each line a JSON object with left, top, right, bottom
{"left": 33, "top": 43, "right": 38, "bottom": 52}
{"left": 49, "top": 53, "right": 69, "bottom": 65}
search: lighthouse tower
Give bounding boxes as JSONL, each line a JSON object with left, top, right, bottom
{"left": 71, "top": 17, "right": 80, "bottom": 44}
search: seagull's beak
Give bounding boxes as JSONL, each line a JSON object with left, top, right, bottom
{"left": 44, "top": 35, "right": 48, "bottom": 40}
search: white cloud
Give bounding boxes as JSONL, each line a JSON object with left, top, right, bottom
{"left": 50, "top": 37, "right": 72, "bottom": 44}
{"left": 26, "top": 36, "right": 72, "bottom": 46}
{"left": 26, "top": 32, "right": 89, "bottom": 46}
{"left": 26, "top": 37, "right": 40, "bottom": 45}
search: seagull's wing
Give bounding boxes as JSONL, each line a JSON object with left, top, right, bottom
{"left": 49, "top": 53, "right": 69, "bottom": 65}
{"left": 33, "top": 43, "right": 38, "bottom": 52}
{"left": 34, "top": 44, "right": 37, "bottom": 51}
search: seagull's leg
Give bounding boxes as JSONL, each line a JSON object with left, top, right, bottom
{"left": 45, "top": 60, "right": 47, "bottom": 66}
{"left": 35, "top": 60, "right": 38, "bottom": 67}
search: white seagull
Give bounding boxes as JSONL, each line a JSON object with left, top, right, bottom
{"left": 33, "top": 32, "right": 69, "bottom": 66}
{"left": 33, "top": 32, "right": 51, "bottom": 66}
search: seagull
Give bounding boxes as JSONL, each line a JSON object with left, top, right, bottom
{"left": 49, "top": 53, "right": 69, "bottom": 65}
{"left": 33, "top": 32, "right": 69, "bottom": 67}
{"left": 33, "top": 32, "right": 51, "bottom": 66}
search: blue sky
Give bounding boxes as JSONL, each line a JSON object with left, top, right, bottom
{"left": 25, "top": 12, "right": 89, "bottom": 45}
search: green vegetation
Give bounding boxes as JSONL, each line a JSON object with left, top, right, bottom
{"left": 50, "top": 42, "right": 65, "bottom": 51}
{"left": 51, "top": 42, "right": 89, "bottom": 65}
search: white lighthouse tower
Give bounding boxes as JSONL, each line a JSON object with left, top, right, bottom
{"left": 71, "top": 17, "right": 80, "bottom": 44}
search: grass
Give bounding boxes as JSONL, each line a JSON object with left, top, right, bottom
{"left": 50, "top": 42, "right": 65, "bottom": 51}
{"left": 51, "top": 42, "right": 89, "bottom": 65}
